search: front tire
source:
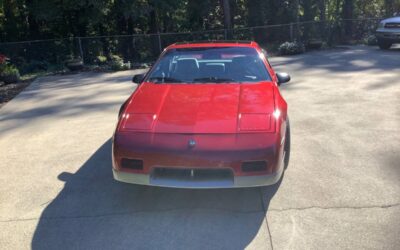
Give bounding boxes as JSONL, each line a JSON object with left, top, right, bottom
{"left": 378, "top": 39, "right": 392, "bottom": 50}
{"left": 284, "top": 118, "right": 291, "bottom": 169}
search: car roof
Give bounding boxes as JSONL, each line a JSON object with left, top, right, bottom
{"left": 166, "top": 40, "right": 260, "bottom": 50}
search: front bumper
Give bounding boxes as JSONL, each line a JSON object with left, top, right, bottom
{"left": 112, "top": 159, "right": 284, "bottom": 189}
{"left": 376, "top": 31, "right": 400, "bottom": 42}
{"left": 112, "top": 131, "right": 286, "bottom": 188}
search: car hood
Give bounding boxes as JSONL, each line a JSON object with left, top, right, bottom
{"left": 120, "top": 82, "right": 276, "bottom": 133}
{"left": 382, "top": 16, "right": 400, "bottom": 23}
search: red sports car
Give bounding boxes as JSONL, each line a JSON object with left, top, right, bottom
{"left": 112, "top": 41, "right": 291, "bottom": 188}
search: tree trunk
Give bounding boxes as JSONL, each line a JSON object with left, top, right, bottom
{"left": 295, "top": 0, "right": 300, "bottom": 40}
{"left": 221, "top": 0, "right": 233, "bottom": 39}
{"left": 247, "top": 0, "right": 266, "bottom": 43}
{"left": 342, "top": 0, "right": 354, "bottom": 42}
{"left": 384, "top": 0, "right": 394, "bottom": 16}
{"left": 303, "top": 0, "right": 313, "bottom": 41}
{"left": 149, "top": 4, "right": 161, "bottom": 58}
{"left": 318, "top": 0, "right": 326, "bottom": 39}
{"left": 318, "top": 0, "right": 326, "bottom": 22}
{"left": 332, "top": 0, "right": 342, "bottom": 44}
{"left": 3, "top": 0, "right": 19, "bottom": 41}
{"left": 26, "top": 0, "right": 40, "bottom": 40}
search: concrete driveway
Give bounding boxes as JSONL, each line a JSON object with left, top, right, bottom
{"left": 0, "top": 45, "right": 399, "bottom": 250}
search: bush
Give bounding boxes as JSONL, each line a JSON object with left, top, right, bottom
{"left": 306, "top": 39, "right": 323, "bottom": 50}
{"left": 0, "top": 54, "right": 8, "bottom": 73}
{"left": 109, "top": 54, "right": 123, "bottom": 62}
{"left": 109, "top": 61, "right": 130, "bottom": 71}
{"left": 108, "top": 55, "right": 129, "bottom": 71}
{"left": 0, "top": 54, "right": 20, "bottom": 84}
{"left": 278, "top": 41, "right": 305, "bottom": 55}
{"left": 9, "top": 56, "right": 26, "bottom": 68}
{"left": 1, "top": 65, "right": 20, "bottom": 84}
{"left": 20, "top": 60, "right": 49, "bottom": 74}
{"left": 364, "top": 35, "right": 378, "bottom": 46}
{"left": 96, "top": 55, "right": 107, "bottom": 65}
{"left": 0, "top": 54, "right": 7, "bottom": 64}
{"left": 65, "top": 58, "right": 84, "bottom": 71}
{"left": 139, "top": 50, "right": 153, "bottom": 61}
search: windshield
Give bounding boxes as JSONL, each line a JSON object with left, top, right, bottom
{"left": 145, "top": 47, "right": 271, "bottom": 83}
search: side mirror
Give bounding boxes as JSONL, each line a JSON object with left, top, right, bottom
{"left": 276, "top": 72, "right": 291, "bottom": 85}
{"left": 132, "top": 74, "right": 145, "bottom": 84}
{"left": 58, "top": 172, "right": 74, "bottom": 182}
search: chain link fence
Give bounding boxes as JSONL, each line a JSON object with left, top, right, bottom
{"left": 0, "top": 18, "right": 381, "bottom": 73}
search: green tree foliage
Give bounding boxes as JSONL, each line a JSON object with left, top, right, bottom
{"left": 0, "top": 0, "right": 397, "bottom": 65}
{"left": 1, "top": 0, "right": 397, "bottom": 43}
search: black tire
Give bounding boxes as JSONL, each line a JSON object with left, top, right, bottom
{"left": 284, "top": 118, "right": 291, "bottom": 170}
{"left": 378, "top": 40, "right": 392, "bottom": 50}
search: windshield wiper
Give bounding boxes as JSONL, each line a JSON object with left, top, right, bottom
{"left": 193, "top": 77, "right": 236, "bottom": 83}
{"left": 148, "top": 77, "right": 182, "bottom": 83}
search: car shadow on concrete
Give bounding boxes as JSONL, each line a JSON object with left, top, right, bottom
{"left": 32, "top": 139, "right": 281, "bottom": 249}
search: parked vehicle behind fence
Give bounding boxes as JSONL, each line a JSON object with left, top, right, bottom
{"left": 376, "top": 15, "right": 400, "bottom": 49}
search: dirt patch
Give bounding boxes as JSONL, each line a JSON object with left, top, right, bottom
{"left": 0, "top": 80, "right": 32, "bottom": 109}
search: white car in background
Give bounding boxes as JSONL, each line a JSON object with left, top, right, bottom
{"left": 376, "top": 15, "right": 400, "bottom": 49}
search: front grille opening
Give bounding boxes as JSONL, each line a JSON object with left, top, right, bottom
{"left": 241, "top": 161, "right": 267, "bottom": 172}
{"left": 121, "top": 158, "right": 143, "bottom": 170}
{"left": 150, "top": 167, "right": 234, "bottom": 187}
{"left": 385, "top": 23, "right": 400, "bottom": 29}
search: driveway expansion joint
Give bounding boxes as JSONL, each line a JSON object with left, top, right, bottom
{"left": 2, "top": 203, "right": 399, "bottom": 223}
{"left": 259, "top": 188, "right": 274, "bottom": 250}
{"left": 0, "top": 207, "right": 265, "bottom": 223}
{"left": 268, "top": 203, "right": 400, "bottom": 213}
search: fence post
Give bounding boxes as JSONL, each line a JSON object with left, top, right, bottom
{"left": 132, "top": 36, "right": 136, "bottom": 61}
{"left": 157, "top": 32, "right": 162, "bottom": 53}
{"left": 78, "top": 37, "right": 84, "bottom": 62}
{"left": 290, "top": 23, "right": 294, "bottom": 41}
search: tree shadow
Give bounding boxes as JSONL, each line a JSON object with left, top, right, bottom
{"left": 32, "top": 139, "right": 281, "bottom": 249}
{"left": 0, "top": 71, "right": 141, "bottom": 136}
{"left": 271, "top": 45, "right": 400, "bottom": 74}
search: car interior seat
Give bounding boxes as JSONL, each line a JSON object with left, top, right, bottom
{"left": 201, "top": 63, "right": 225, "bottom": 79}
{"left": 172, "top": 58, "right": 199, "bottom": 82}
{"left": 228, "top": 56, "right": 260, "bottom": 81}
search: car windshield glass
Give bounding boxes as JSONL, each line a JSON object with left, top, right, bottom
{"left": 145, "top": 47, "right": 271, "bottom": 83}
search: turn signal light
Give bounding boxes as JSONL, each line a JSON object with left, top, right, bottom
{"left": 241, "top": 161, "right": 267, "bottom": 172}
{"left": 121, "top": 158, "right": 143, "bottom": 170}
